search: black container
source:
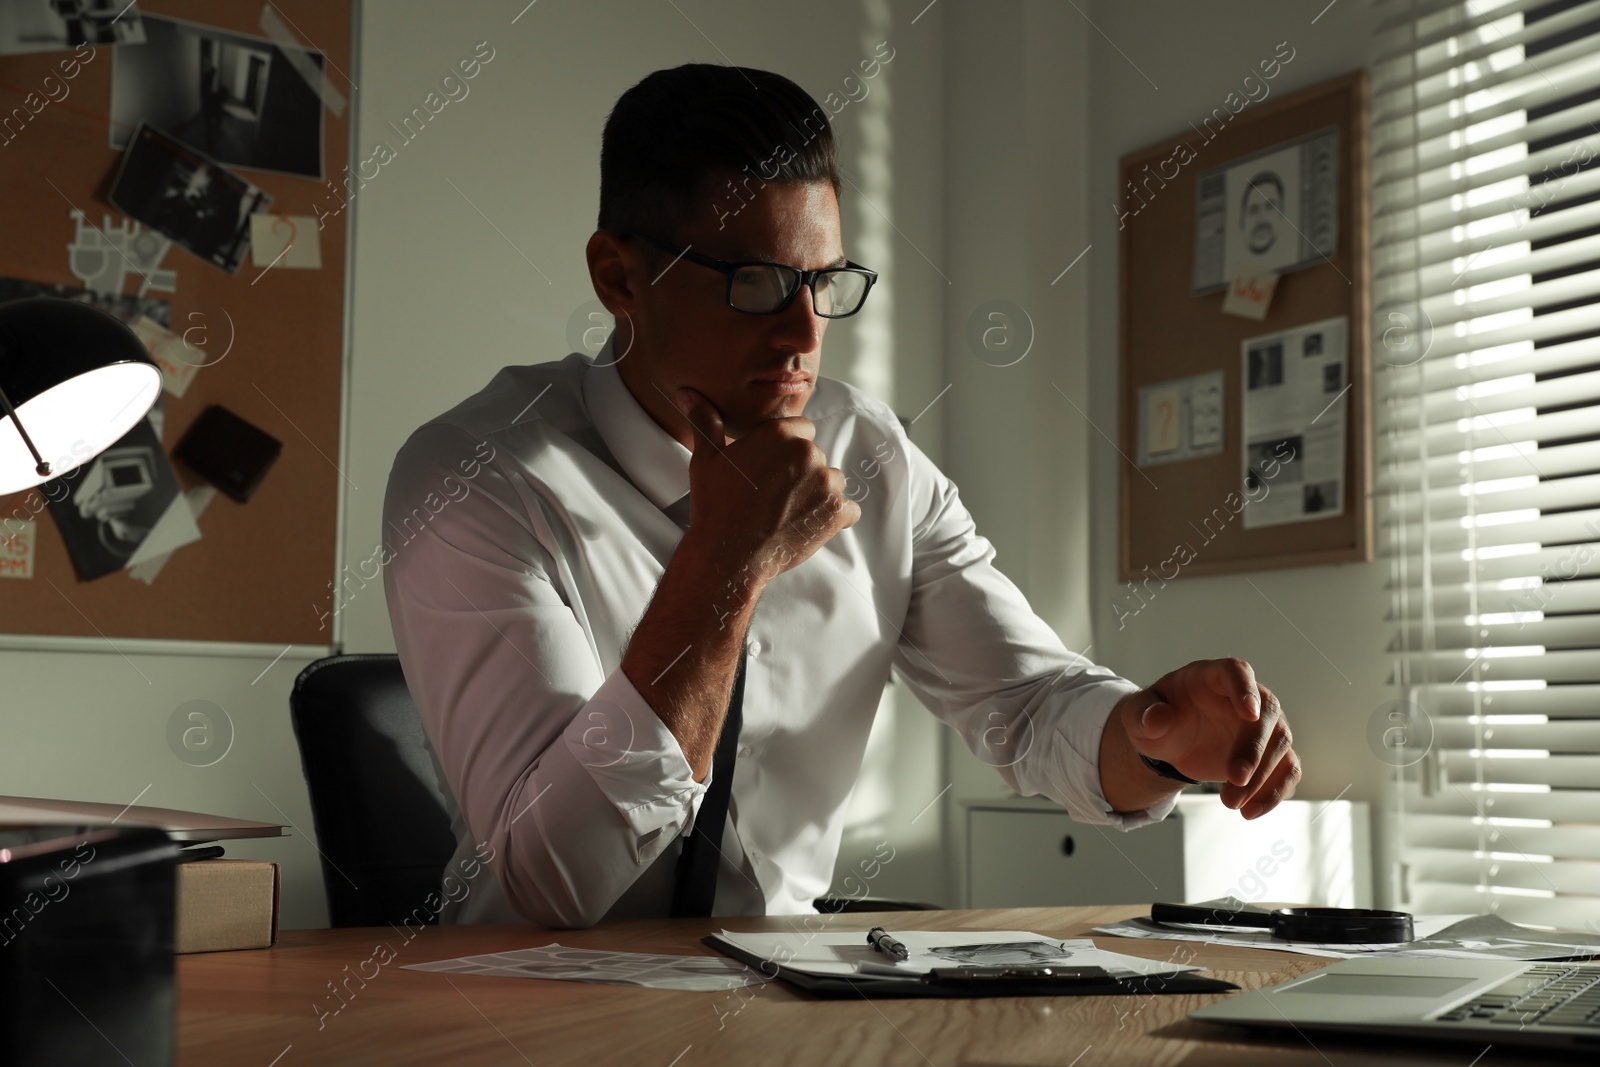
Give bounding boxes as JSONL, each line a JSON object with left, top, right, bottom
{"left": 0, "top": 824, "right": 179, "bottom": 1065}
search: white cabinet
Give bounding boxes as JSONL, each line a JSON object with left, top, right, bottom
{"left": 968, "top": 804, "right": 1184, "bottom": 907}
{"left": 961, "top": 795, "right": 1370, "bottom": 909}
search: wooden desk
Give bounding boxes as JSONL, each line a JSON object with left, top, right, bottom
{"left": 177, "top": 905, "right": 1532, "bottom": 1066}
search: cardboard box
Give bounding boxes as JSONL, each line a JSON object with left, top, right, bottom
{"left": 175, "top": 859, "right": 279, "bottom": 954}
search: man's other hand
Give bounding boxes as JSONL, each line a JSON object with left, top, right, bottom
{"left": 1116, "top": 658, "right": 1300, "bottom": 819}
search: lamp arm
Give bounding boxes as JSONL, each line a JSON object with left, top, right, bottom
{"left": 0, "top": 381, "right": 51, "bottom": 478}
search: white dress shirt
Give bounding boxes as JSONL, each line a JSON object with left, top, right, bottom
{"left": 381, "top": 340, "right": 1170, "bottom": 928}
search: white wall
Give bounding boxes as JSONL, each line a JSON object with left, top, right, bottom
{"left": 1082, "top": 0, "right": 1397, "bottom": 903}
{"left": 936, "top": 0, "right": 1104, "bottom": 897}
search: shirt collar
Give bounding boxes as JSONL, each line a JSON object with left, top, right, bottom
{"left": 582, "top": 337, "right": 691, "bottom": 510}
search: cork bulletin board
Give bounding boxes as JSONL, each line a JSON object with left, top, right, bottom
{"left": 1118, "top": 71, "right": 1371, "bottom": 583}
{"left": 0, "top": 0, "right": 352, "bottom": 645}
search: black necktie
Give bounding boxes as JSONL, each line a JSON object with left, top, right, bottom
{"left": 670, "top": 650, "right": 746, "bottom": 917}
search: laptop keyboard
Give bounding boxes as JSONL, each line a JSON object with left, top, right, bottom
{"left": 1436, "top": 964, "right": 1600, "bottom": 1029}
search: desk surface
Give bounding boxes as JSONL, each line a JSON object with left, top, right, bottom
{"left": 178, "top": 904, "right": 1533, "bottom": 1066}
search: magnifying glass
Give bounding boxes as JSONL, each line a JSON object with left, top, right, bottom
{"left": 1150, "top": 902, "right": 1415, "bottom": 945}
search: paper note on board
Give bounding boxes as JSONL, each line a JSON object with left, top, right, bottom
{"left": 1145, "top": 387, "right": 1183, "bottom": 455}
{"left": 250, "top": 214, "right": 322, "bottom": 270}
{"left": 129, "top": 486, "right": 218, "bottom": 585}
{"left": 131, "top": 315, "right": 200, "bottom": 398}
{"left": 1222, "top": 266, "right": 1278, "bottom": 320}
{"left": 0, "top": 520, "right": 35, "bottom": 578}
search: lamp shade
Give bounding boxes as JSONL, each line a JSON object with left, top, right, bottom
{"left": 0, "top": 297, "right": 163, "bottom": 496}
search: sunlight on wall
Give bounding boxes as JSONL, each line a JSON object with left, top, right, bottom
{"left": 829, "top": 0, "right": 948, "bottom": 907}
{"left": 835, "top": 0, "right": 899, "bottom": 840}
{"left": 846, "top": 0, "right": 894, "bottom": 403}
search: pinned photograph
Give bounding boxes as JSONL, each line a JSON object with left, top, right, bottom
{"left": 109, "top": 123, "right": 271, "bottom": 274}
{"left": 1304, "top": 480, "right": 1340, "bottom": 515}
{"left": 1192, "top": 127, "right": 1339, "bottom": 292}
{"left": 110, "top": 13, "right": 324, "bottom": 178}
{"left": 1244, "top": 435, "right": 1303, "bottom": 492}
{"left": 1246, "top": 341, "right": 1284, "bottom": 390}
{"left": 42, "top": 401, "right": 201, "bottom": 582}
{"left": 0, "top": 0, "right": 145, "bottom": 56}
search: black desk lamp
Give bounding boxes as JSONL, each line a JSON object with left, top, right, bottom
{"left": 0, "top": 296, "right": 163, "bottom": 496}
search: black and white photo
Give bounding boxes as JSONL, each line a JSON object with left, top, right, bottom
{"left": 110, "top": 13, "right": 324, "bottom": 178}
{"left": 43, "top": 404, "right": 198, "bottom": 582}
{"left": 1247, "top": 341, "right": 1284, "bottom": 390}
{"left": 1304, "top": 480, "right": 1339, "bottom": 514}
{"left": 1245, "top": 435, "right": 1303, "bottom": 492}
{"left": 109, "top": 122, "right": 271, "bottom": 274}
{"left": 0, "top": 0, "right": 144, "bottom": 56}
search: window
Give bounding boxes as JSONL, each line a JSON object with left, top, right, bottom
{"left": 1373, "top": 0, "right": 1600, "bottom": 928}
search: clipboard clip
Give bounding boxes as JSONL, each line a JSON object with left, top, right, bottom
{"left": 922, "top": 964, "right": 1112, "bottom": 985}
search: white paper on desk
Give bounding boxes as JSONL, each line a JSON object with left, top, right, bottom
{"left": 713, "top": 930, "right": 1202, "bottom": 980}
{"left": 403, "top": 944, "right": 770, "bottom": 992}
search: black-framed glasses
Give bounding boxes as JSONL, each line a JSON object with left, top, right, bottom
{"left": 620, "top": 231, "right": 877, "bottom": 319}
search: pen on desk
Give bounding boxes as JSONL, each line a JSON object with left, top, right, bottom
{"left": 177, "top": 845, "right": 226, "bottom": 863}
{"left": 867, "top": 925, "right": 909, "bottom": 961}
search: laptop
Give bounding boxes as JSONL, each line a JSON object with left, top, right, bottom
{"left": 1191, "top": 957, "right": 1600, "bottom": 1052}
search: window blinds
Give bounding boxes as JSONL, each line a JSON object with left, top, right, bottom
{"left": 1373, "top": 0, "right": 1600, "bottom": 928}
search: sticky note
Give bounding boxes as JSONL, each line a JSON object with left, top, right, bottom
{"left": 0, "top": 520, "right": 36, "bottom": 579}
{"left": 1146, "top": 387, "right": 1182, "bottom": 455}
{"left": 1222, "top": 266, "right": 1279, "bottom": 320}
{"left": 131, "top": 316, "right": 201, "bottom": 398}
{"left": 250, "top": 214, "right": 322, "bottom": 270}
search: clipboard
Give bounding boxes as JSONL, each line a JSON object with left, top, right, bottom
{"left": 702, "top": 934, "right": 1238, "bottom": 1000}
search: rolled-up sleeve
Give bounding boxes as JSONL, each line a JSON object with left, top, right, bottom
{"left": 382, "top": 424, "right": 709, "bottom": 928}
{"left": 888, "top": 432, "right": 1175, "bottom": 830}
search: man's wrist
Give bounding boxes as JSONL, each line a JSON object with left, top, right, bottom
{"left": 675, "top": 529, "right": 769, "bottom": 620}
{"left": 1100, "top": 689, "right": 1186, "bottom": 813}
{"left": 1120, "top": 688, "right": 1200, "bottom": 784}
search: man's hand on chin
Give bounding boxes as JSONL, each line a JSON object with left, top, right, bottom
{"left": 1098, "top": 658, "right": 1300, "bottom": 820}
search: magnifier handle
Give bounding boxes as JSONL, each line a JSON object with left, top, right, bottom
{"left": 1150, "top": 902, "right": 1274, "bottom": 929}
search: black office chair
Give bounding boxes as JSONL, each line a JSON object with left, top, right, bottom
{"left": 289, "top": 654, "right": 458, "bottom": 927}
{"left": 288, "top": 653, "right": 937, "bottom": 926}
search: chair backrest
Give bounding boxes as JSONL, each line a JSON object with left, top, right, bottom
{"left": 288, "top": 653, "right": 457, "bottom": 927}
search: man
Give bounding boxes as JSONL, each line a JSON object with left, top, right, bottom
{"left": 383, "top": 64, "right": 1300, "bottom": 929}
{"left": 1239, "top": 170, "right": 1285, "bottom": 256}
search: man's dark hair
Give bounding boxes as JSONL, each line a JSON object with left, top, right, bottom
{"left": 598, "top": 64, "right": 842, "bottom": 245}
{"left": 1240, "top": 170, "right": 1285, "bottom": 218}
